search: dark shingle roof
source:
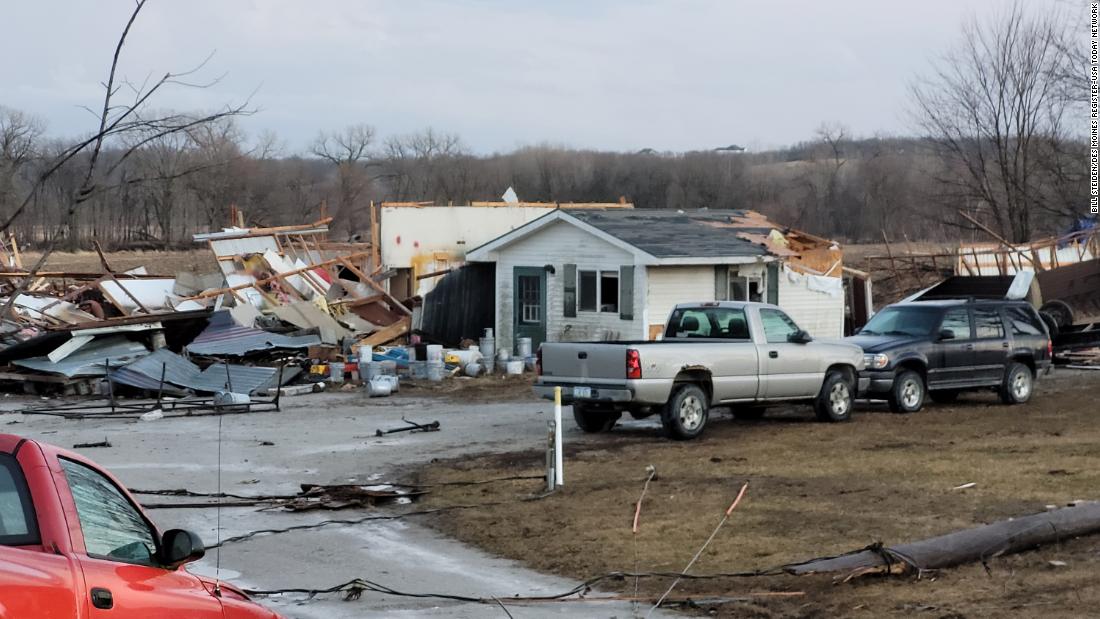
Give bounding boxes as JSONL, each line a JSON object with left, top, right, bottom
{"left": 568, "top": 209, "right": 775, "bottom": 258}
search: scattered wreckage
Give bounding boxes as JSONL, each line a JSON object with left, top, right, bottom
{"left": 0, "top": 218, "right": 406, "bottom": 410}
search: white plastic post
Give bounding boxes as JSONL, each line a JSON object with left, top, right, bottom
{"left": 553, "top": 386, "right": 564, "bottom": 487}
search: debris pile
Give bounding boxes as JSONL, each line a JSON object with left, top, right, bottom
{"left": 0, "top": 216, "right": 418, "bottom": 405}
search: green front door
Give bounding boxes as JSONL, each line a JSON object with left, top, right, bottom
{"left": 513, "top": 267, "right": 547, "bottom": 350}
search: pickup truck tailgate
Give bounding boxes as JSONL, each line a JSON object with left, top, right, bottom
{"left": 541, "top": 343, "right": 629, "bottom": 381}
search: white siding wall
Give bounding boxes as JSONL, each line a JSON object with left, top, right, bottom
{"left": 493, "top": 221, "right": 644, "bottom": 353}
{"left": 645, "top": 266, "right": 715, "bottom": 335}
{"left": 777, "top": 268, "right": 845, "bottom": 338}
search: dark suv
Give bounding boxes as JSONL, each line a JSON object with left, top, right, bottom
{"left": 846, "top": 300, "right": 1052, "bottom": 412}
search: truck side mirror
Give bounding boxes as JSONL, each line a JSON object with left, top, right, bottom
{"left": 938, "top": 329, "right": 955, "bottom": 341}
{"left": 159, "top": 529, "right": 206, "bottom": 569}
{"left": 787, "top": 329, "right": 813, "bottom": 344}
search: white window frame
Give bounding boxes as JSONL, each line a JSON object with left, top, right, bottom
{"left": 728, "top": 270, "right": 765, "bottom": 302}
{"left": 577, "top": 267, "right": 621, "bottom": 314}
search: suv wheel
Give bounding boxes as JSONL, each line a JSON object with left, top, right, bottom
{"left": 999, "top": 362, "right": 1033, "bottom": 405}
{"left": 573, "top": 404, "right": 619, "bottom": 432}
{"left": 888, "top": 370, "right": 925, "bottom": 413}
{"left": 661, "top": 384, "right": 709, "bottom": 440}
{"left": 814, "top": 370, "right": 853, "bottom": 422}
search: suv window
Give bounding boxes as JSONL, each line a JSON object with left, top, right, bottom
{"left": 665, "top": 307, "right": 750, "bottom": 340}
{"left": 858, "top": 306, "right": 940, "bottom": 337}
{"left": 0, "top": 453, "right": 39, "bottom": 546}
{"left": 973, "top": 307, "right": 1006, "bottom": 339}
{"left": 1005, "top": 306, "right": 1044, "bottom": 336}
{"left": 61, "top": 458, "right": 158, "bottom": 565}
{"left": 940, "top": 308, "right": 971, "bottom": 339}
{"left": 759, "top": 308, "right": 800, "bottom": 343}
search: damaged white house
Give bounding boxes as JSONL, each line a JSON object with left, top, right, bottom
{"left": 465, "top": 208, "right": 848, "bottom": 353}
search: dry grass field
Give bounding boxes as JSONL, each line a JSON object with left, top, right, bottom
{"left": 419, "top": 371, "right": 1100, "bottom": 617}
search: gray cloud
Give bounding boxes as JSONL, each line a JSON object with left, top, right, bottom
{"left": 0, "top": 0, "right": 1066, "bottom": 153}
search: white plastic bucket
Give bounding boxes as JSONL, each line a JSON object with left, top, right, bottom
{"left": 479, "top": 337, "right": 495, "bottom": 369}
{"left": 505, "top": 360, "right": 524, "bottom": 375}
{"left": 367, "top": 376, "right": 392, "bottom": 397}
{"left": 516, "top": 337, "right": 532, "bottom": 358}
{"left": 426, "top": 361, "right": 445, "bottom": 382}
{"left": 426, "top": 344, "right": 444, "bottom": 362}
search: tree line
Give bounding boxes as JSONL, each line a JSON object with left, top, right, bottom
{"left": 0, "top": 2, "right": 1086, "bottom": 250}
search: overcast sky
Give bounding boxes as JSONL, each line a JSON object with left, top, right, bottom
{"left": 0, "top": 0, "right": 1070, "bottom": 154}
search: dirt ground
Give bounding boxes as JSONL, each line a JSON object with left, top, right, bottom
{"left": 418, "top": 371, "right": 1100, "bottom": 618}
{"left": 395, "top": 373, "right": 537, "bottom": 403}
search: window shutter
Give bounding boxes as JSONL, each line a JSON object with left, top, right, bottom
{"left": 619, "top": 265, "right": 634, "bottom": 320}
{"left": 714, "top": 265, "right": 729, "bottom": 300}
{"left": 563, "top": 263, "right": 577, "bottom": 317}
{"left": 766, "top": 263, "right": 779, "bottom": 304}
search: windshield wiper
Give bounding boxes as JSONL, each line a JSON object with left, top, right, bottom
{"left": 859, "top": 329, "right": 879, "bottom": 335}
{"left": 884, "top": 330, "right": 912, "bottom": 336}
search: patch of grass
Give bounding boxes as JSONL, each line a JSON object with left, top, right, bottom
{"left": 419, "top": 372, "right": 1100, "bottom": 617}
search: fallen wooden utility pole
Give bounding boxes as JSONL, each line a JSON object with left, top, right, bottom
{"left": 785, "top": 502, "right": 1100, "bottom": 578}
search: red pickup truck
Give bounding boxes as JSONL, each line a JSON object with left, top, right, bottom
{"left": 0, "top": 434, "right": 283, "bottom": 618}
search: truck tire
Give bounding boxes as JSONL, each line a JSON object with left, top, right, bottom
{"left": 888, "top": 370, "right": 925, "bottom": 413}
{"left": 572, "top": 404, "right": 619, "bottom": 433}
{"left": 813, "top": 370, "right": 853, "bottom": 422}
{"left": 661, "top": 384, "right": 709, "bottom": 440}
{"left": 929, "top": 389, "right": 960, "bottom": 404}
{"left": 999, "top": 362, "right": 1033, "bottom": 405}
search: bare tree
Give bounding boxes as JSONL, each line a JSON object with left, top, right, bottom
{"left": 910, "top": 2, "right": 1081, "bottom": 242}
{"left": 312, "top": 123, "right": 376, "bottom": 235}
{"left": 0, "top": 0, "right": 251, "bottom": 317}
{"left": 0, "top": 108, "right": 45, "bottom": 221}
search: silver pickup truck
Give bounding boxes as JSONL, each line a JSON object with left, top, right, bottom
{"left": 534, "top": 301, "right": 867, "bottom": 439}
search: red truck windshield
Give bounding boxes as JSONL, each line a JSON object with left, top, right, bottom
{"left": 0, "top": 453, "right": 39, "bottom": 546}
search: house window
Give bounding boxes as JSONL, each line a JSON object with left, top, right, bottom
{"left": 518, "top": 275, "right": 541, "bottom": 324}
{"left": 728, "top": 271, "right": 764, "bottom": 302}
{"left": 600, "top": 271, "right": 618, "bottom": 313}
{"left": 578, "top": 269, "right": 619, "bottom": 313}
{"left": 579, "top": 271, "right": 598, "bottom": 312}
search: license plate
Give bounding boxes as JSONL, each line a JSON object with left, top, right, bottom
{"left": 572, "top": 386, "right": 592, "bottom": 399}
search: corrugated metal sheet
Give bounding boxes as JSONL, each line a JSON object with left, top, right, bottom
{"left": 420, "top": 264, "right": 495, "bottom": 346}
{"left": 14, "top": 336, "right": 150, "bottom": 377}
{"left": 186, "top": 311, "right": 321, "bottom": 356}
{"left": 110, "top": 348, "right": 298, "bottom": 394}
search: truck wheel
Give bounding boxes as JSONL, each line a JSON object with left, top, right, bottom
{"left": 661, "top": 384, "right": 709, "bottom": 440}
{"left": 731, "top": 406, "right": 767, "bottom": 420}
{"left": 999, "top": 362, "right": 1033, "bottom": 405}
{"left": 814, "top": 370, "right": 853, "bottom": 422}
{"left": 929, "top": 389, "right": 960, "bottom": 404}
{"left": 572, "top": 404, "right": 619, "bottom": 433}
{"left": 888, "top": 370, "right": 925, "bottom": 413}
